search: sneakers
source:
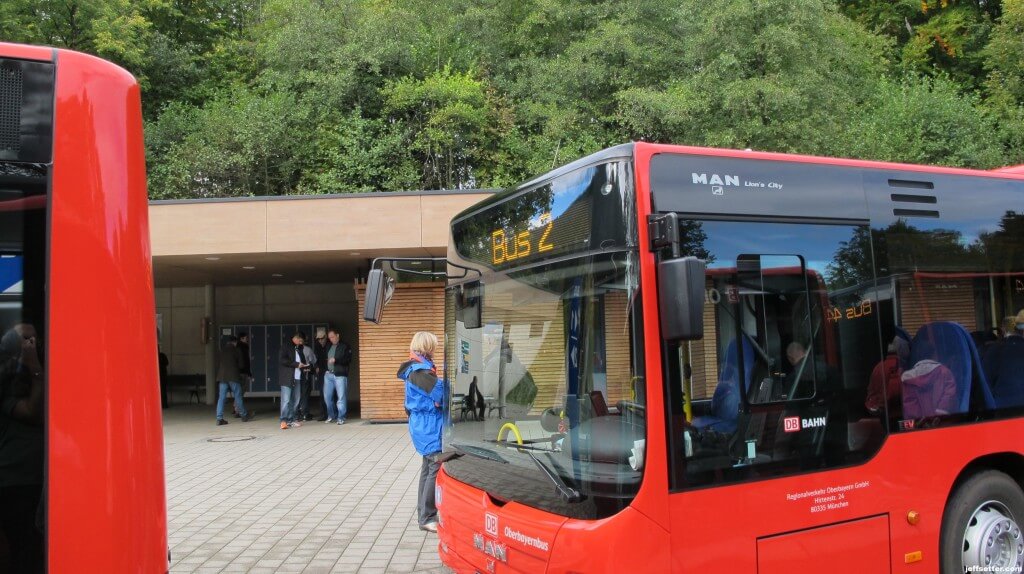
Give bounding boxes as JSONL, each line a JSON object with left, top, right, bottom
{"left": 216, "top": 419, "right": 228, "bottom": 426}
{"left": 303, "top": 414, "right": 313, "bottom": 421}
{"left": 242, "top": 412, "right": 254, "bottom": 422}
{"left": 337, "top": 419, "right": 345, "bottom": 425}
{"left": 280, "top": 421, "right": 288, "bottom": 430}
{"left": 420, "top": 522, "right": 438, "bottom": 533}
{"left": 288, "top": 421, "right": 302, "bottom": 428}
{"left": 325, "top": 419, "right": 335, "bottom": 424}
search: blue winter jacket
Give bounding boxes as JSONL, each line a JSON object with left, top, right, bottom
{"left": 398, "top": 356, "right": 445, "bottom": 455}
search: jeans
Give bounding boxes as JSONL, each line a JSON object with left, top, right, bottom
{"left": 417, "top": 453, "right": 441, "bottom": 526}
{"left": 299, "top": 372, "right": 314, "bottom": 417}
{"left": 324, "top": 373, "right": 348, "bottom": 421}
{"left": 279, "top": 380, "right": 302, "bottom": 422}
{"left": 216, "top": 381, "right": 246, "bottom": 420}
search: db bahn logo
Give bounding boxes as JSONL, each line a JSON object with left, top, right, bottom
{"left": 485, "top": 512, "right": 498, "bottom": 536}
{"left": 784, "top": 416, "right": 828, "bottom": 432}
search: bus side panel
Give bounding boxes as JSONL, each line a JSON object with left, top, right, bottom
{"left": 663, "top": 420, "right": 1024, "bottom": 572}
{"left": 545, "top": 506, "right": 670, "bottom": 574}
{"left": 47, "top": 49, "right": 166, "bottom": 573}
{"left": 757, "top": 515, "right": 890, "bottom": 574}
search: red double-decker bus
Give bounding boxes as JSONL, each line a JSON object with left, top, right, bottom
{"left": 367, "top": 142, "right": 1024, "bottom": 573}
{"left": 0, "top": 43, "right": 165, "bottom": 572}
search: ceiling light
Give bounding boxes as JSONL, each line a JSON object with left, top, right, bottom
{"left": 272, "top": 273, "right": 283, "bottom": 277}
{"left": 295, "top": 280, "right": 305, "bottom": 284}
{"left": 205, "top": 256, "right": 220, "bottom": 261}
{"left": 411, "top": 261, "right": 423, "bottom": 265}
{"left": 242, "top": 266, "right": 255, "bottom": 270}
{"left": 350, "top": 252, "right": 361, "bottom": 256}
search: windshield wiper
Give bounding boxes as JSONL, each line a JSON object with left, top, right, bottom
{"left": 525, "top": 450, "right": 584, "bottom": 503}
{"left": 451, "top": 443, "right": 508, "bottom": 464}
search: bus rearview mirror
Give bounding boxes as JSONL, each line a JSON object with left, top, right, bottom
{"left": 658, "top": 257, "right": 706, "bottom": 341}
{"left": 363, "top": 269, "right": 394, "bottom": 324}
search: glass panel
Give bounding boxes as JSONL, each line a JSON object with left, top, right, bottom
{"left": 0, "top": 162, "right": 47, "bottom": 571}
{"left": 667, "top": 220, "right": 885, "bottom": 489}
{"left": 873, "top": 204, "right": 1024, "bottom": 426}
{"left": 442, "top": 250, "right": 645, "bottom": 520}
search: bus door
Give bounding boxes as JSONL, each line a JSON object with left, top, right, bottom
{"left": 661, "top": 219, "right": 890, "bottom": 571}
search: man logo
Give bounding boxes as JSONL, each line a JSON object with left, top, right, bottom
{"left": 712, "top": 185, "right": 724, "bottom": 195}
{"left": 692, "top": 172, "right": 740, "bottom": 187}
{"left": 485, "top": 512, "right": 498, "bottom": 536}
{"left": 784, "top": 416, "right": 800, "bottom": 433}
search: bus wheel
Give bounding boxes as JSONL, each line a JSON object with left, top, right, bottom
{"left": 940, "top": 470, "right": 1024, "bottom": 574}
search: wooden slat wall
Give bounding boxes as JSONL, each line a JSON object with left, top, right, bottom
{"left": 898, "top": 277, "right": 976, "bottom": 336}
{"left": 355, "top": 282, "right": 445, "bottom": 421}
{"left": 688, "top": 293, "right": 721, "bottom": 400}
{"left": 604, "top": 291, "right": 632, "bottom": 405}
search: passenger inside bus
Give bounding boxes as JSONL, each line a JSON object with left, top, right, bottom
{"left": 983, "top": 311, "right": 1024, "bottom": 408}
{"left": 902, "top": 322, "right": 995, "bottom": 419}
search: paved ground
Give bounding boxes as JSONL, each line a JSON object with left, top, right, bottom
{"left": 164, "top": 400, "right": 445, "bottom": 574}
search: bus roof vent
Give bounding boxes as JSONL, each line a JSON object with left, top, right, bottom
{"left": 888, "top": 178, "right": 934, "bottom": 190}
{"left": 0, "top": 62, "right": 23, "bottom": 155}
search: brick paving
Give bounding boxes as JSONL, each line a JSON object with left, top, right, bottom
{"left": 164, "top": 400, "right": 446, "bottom": 574}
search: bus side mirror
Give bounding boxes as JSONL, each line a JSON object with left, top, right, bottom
{"left": 363, "top": 269, "right": 394, "bottom": 324}
{"left": 658, "top": 257, "right": 705, "bottom": 341}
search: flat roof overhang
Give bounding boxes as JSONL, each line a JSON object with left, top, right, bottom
{"left": 150, "top": 190, "right": 496, "bottom": 287}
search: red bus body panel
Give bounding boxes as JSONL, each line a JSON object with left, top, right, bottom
{"left": 46, "top": 48, "right": 166, "bottom": 572}
{"left": 0, "top": 42, "right": 54, "bottom": 62}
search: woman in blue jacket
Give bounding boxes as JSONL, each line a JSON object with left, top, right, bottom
{"left": 397, "top": 331, "right": 445, "bottom": 532}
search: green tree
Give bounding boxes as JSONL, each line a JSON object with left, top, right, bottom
{"left": 839, "top": 75, "right": 1006, "bottom": 167}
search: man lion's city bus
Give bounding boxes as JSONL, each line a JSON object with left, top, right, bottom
{"left": 366, "top": 141, "right": 1024, "bottom": 573}
{"left": 0, "top": 42, "right": 166, "bottom": 572}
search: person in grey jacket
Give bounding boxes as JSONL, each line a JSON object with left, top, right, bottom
{"left": 216, "top": 336, "right": 251, "bottom": 425}
{"left": 297, "top": 337, "right": 318, "bottom": 421}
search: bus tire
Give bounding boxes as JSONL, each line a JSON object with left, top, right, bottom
{"left": 940, "top": 470, "right": 1024, "bottom": 574}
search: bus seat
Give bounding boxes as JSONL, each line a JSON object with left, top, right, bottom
{"left": 693, "top": 337, "right": 754, "bottom": 434}
{"left": 907, "top": 322, "right": 995, "bottom": 416}
{"left": 983, "top": 335, "right": 1024, "bottom": 408}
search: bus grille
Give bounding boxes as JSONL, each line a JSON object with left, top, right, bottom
{"left": 0, "top": 63, "right": 23, "bottom": 154}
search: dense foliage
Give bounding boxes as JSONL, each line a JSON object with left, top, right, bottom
{"left": 2, "top": 0, "right": 1022, "bottom": 198}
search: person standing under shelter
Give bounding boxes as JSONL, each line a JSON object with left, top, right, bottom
{"left": 216, "top": 336, "right": 251, "bottom": 425}
{"left": 298, "top": 337, "right": 317, "bottom": 421}
{"left": 983, "top": 310, "right": 1024, "bottom": 408}
{"left": 278, "top": 332, "right": 310, "bottom": 429}
{"left": 313, "top": 332, "right": 329, "bottom": 421}
{"left": 398, "top": 331, "right": 445, "bottom": 533}
{"left": 324, "top": 329, "right": 353, "bottom": 424}
{"left": 234, "top": 332, "right": 252, "bottom": 418}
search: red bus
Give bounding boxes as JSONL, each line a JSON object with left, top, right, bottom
{"left": 364, "top": 141, "right": 1024, "bottom": 573}
{"left": 0, "top": 43, "right": 165, "bottom": 572}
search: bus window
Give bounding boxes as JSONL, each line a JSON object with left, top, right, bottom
{"left": 869, "top": 177, "right": 1024, "bottom": 425}
{"left": 667, "top": 220, "right": 885, "bottom": 489}
{"left": 0, "top": 163, "right": 47, "bottom": 572}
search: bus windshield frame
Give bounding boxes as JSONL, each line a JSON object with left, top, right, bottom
{"left": 443, "top": 159, "right": 647, "bottom": 520}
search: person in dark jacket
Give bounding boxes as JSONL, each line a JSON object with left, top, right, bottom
{"left": 216, "top": 336, "right": 250, "bottom": 424}
{"left": 324, "top": 329, "right": 353, "bottom": 424}
{"left": 398, "top": 331, "right": 445, "bottom": 533}
{"left": 234, "top": 332, "right": 252, "bottom": 417}
{"left": 278, "top": 332, "right": 311, "bottom": 429}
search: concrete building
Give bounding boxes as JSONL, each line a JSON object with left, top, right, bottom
{"left": 150, "top": 190, "right": 494, "bottom": 419}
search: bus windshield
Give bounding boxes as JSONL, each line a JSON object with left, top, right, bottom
{"left": 442, "top": 161, "right": 645, "bottom": 520}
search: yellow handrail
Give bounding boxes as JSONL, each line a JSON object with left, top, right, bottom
{"left": 497, "top": 422, "right": 523, "bottom": 445}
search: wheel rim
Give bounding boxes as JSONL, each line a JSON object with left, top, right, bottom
{"left": 961, "top": 500, "right": 1024, "bottom": 571}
